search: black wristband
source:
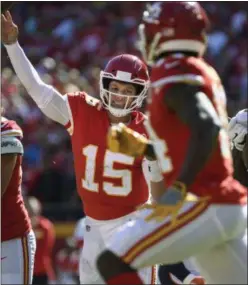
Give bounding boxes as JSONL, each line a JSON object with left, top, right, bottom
{"left": 145, "top": 143, "right": 156, "bottom": 160}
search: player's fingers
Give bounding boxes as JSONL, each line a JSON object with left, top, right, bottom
{"left": 107, "top": 133, "right": 120, "bottom": 152}
{"left": 109, "top": 128, "right": 122, "bottom": 146}
{"left": 110, "top": 128, "right": 118, "bottom": 140}
{"left": 117, "top": 123, "right": 126, "bottom": 133}
{"left": 1, "top": 14, "right": 7, "bottom": 23}
{"left": 137, "top": 203, "right": 155, "bottom": 211}
{"left": 5, "top": 10, "right": 12, "bottom": 22}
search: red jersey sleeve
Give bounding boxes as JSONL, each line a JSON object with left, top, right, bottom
{"left": 64, "top": 92, "right": 101, "bottom": 136}
{"left": 34, "top": 217, "right": 56, "bottom": 279}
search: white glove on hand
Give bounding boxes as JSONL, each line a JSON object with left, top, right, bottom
{"left": 228, "top": 109, "right": 247, "bottom": 151}
{"left": 236, "top": 109, "right": 248, "bottom": 126}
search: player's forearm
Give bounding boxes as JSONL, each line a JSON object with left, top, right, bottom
{"left": 145, "top": 143, "right": 157, "bottom": 160}
{"left": 177, "top": 123, "right": 220, "bottom": 186}
{"left": 150, "top": 181, "right": 165, "bottom": 201}
{"left": 5, "top": 41, "right": 52, "bottom": 95}
{"left": 164, "top": 87, "right": 221, "bottom": 187}
{"left": 5, "top": 42, "right": 70, "bottom": 125}
{"left": 1, "top": 154, "right": 17, "bottom": 196}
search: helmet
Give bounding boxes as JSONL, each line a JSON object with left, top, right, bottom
{"left": 138, "top": 2, "right": 210, "bottom": 65}
{"left": 100, "top": 54, "right": 150, "bottom": 117}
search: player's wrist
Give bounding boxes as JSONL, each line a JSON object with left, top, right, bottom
{"left": 4, "top": 40, "right": 19, "bottom": 49}
{"left": 144, "top": 143, "right": 157, "bottom": 160}
{"left": 146, "top": 160, "right": 163, "bottom": 182}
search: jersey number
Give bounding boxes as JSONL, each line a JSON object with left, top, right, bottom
{"left": 82, "top": 145, "right": 135, "bottom": 196}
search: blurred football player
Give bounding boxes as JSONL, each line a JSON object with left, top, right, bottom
{"left": 55, "top": 218, "right": 86, "bottom": 284}
{"left": 228, "top": 109, "right": 248, "bottom": 187}
{"left": 1, "top": 11, "right": 157, "bottom": 284}
{"left": 25, "top": 197, "right": 56, "bottom": 285}
{"left": 1, "top": 114, "right": 36, "bottom": 284}
{"left": 96, "top": 2, "right": 247, "bottom": 284}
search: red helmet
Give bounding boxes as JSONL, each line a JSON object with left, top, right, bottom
{"left": 100, "top": 54, "right": 150, "bottom": 117}
{"left": 138, "top": 2, "right": 210, "bottom": 65}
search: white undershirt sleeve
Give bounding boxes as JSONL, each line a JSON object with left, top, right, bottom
{"left": 5, "top": 42, "right": 70, "bottom": 126}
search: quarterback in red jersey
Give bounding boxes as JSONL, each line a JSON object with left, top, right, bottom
{"left": 2, "top": 11, "right": 159, "bottom": 284}
{"left": 1, "top": 116, "right": 36, "bottom": 284}
{"left": 96, "top": 2, "right": 247, "bottom": 284}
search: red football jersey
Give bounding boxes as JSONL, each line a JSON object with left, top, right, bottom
{"left": 65, "top": 92, "right": 149, "bottom": 220}
{"left": 56, "top": 247, "right": 80, "bottom": 274}
{"left": 146, "top": 55, "right": 247, "bottom": 205}
{"left": 1, "top": 118, "right": 31, "bottom": 241}
{"left": 33, "top": 216, "right": 56, "bottom": 280}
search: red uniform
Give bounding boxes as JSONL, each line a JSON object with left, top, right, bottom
{"left": 1, "top": 118, "right": 31, "bottom": 241}
{"left": 65, "top": 92, "right": 149, "bottom": 220}
{"left": 33, "top": 216, "right": 56, "bottom": 281}
{"left": 56, "top": 248, "right": 80, "bottom": 274}
{"left": 146, "top": 55, "right": 247, "bottom": 204}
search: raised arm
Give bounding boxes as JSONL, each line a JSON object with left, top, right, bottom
{"left": 1, "top": 11, "right": 70, "bottom": 126}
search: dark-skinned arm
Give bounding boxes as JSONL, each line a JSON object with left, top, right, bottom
{"left": 145, "top": 83, "right": 221, "bottom": 188}
{"left": 165, "top": 83, "right": 221, "bottom": 187}
{"left": 1, "top": 131, "right": 23, "bottom": 197}
{"left": 1, "top": 153, "right": 17, "bottom": 196}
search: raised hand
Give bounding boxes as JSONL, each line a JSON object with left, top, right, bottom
{"left": 1, "top": 10, "right": 18, "bottom": 45}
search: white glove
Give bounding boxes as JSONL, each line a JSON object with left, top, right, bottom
{"left": 228, "top": 109, "right": 247, "bottom": 151}
{"left": 236, "top": 109, "right": 248, "bottom": 126}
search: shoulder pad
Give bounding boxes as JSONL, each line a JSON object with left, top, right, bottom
{"left": 152, "top": 57, "right": 205, "bottom": 89}
{"left": 67, "top": 91, "right": 100, "bottom": 107}
{"left": 1, "top": 136, "right": 23, "bottom": 155}
{"left": 84, "top": 93, "right": 100, "bottom": 107}
{"left": 1, "top": 118, "right": 23, "bottom": 139}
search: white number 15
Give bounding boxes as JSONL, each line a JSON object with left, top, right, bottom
{"left": 82, "top": 145, "right": 135, "bottom": 196}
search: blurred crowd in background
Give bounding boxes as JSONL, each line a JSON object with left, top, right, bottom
{"left": 1, "top": 0, "right": 247, "bottom": 218}
{"left": 1, "top": 2, "right": 247, "bottom": 282}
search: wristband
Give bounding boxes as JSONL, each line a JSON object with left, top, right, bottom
{"left": 147, "top": 160, "right": 164, "bottom": 182}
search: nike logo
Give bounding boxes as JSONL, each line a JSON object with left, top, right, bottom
{"left": 1, "top": 257, "right": 7, "bottom": 261}
{"left": 164, "top": 61, "right": 180, "bottom": 70}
